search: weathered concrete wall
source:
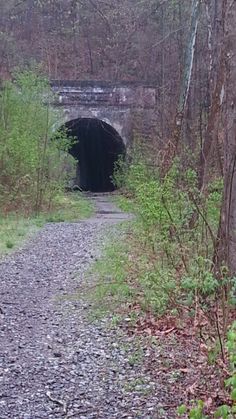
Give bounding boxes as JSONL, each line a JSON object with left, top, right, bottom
{"left": 55, "top": 105, "right": 132, "bottom": 146}
{"left": 51, "top": 81, "right": 158, "bottom": 147}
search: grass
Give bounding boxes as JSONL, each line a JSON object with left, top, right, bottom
{"left": 0, "top": 216, "right": 40, "bottom": 255}
{"left": 86, "top": 214, "right": 184, "bottom": 321}
{"left": 0, "top": 192, "right": 94, "bottom": 256}
{"left": 128, "top": 347, "right": 144, "bottom": 366}
{"left": 123, "top": 377, "right": 153, "bottom": 394}
{"left": 113, "top": 194, "right": 135, "bottom": 213}
{"left": 43, "top": 192, "right": 94, "bottom": 223}
{"left": 85, "top": 223, "right": 139, "bottom": 320}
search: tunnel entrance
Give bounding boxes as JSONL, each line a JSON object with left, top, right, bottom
{"left": 64, "top": 118, "right": 125, "bottom": 193}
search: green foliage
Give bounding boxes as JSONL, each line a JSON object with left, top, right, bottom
{"left": 0, "top": 70, "right": 75, "bottom": 214}
{"left": 113, "top": 150, "right": 225, "bottom": 315}
{"left": 225, "top": 321, "right": 236, "bottom": 408}
{"left": 181, "top": 257, "right": 219, "bottom": 306}
{"left": 177, "top": 405, "right": 188, "bottom": 415}
{"left": 113, "top": 195, "right": 135, "bottom": 213}
{"left": 87, "top": 227, "right": 137, "bottom": 317}
{"left": 5, "top": 239, "right": 14, "bottom": 249}
{"left": 140, "top": 267, "right": 177, "bottom": 314}
{"left": 214, "top": 405, "right": 232, "bottom": 419}
{"left": 43, "top": 193, "right": 94, "bottom": 222}
{"left": 113, "top": 148, "right": 149, "bottom": 195}
{"left": 178, "top": 400, "right": 208, "bottom": 418}
{"left": 100, "top": 150, "right": 234, "bottom": 419}
{"left": 0, "top": 215, "right": 40, "bottom": 255}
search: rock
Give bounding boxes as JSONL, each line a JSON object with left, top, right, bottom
{"left": 0, "top": 196, "right": 168, "bottom": 418}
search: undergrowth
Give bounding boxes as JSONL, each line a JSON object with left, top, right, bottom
{"left": 113, "top": 152, "right": 235, "bottom": 321}
{"left": 87, "top": 225, "right": 135, "bottom": 318}
{"left": 89, "top": 149, "right": 235, "bottom": 417}
{"left": 0, "top": 69, "right": 76, "bottom": 214}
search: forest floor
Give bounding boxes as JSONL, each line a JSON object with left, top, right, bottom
{"left": 0, "top": 195, "right": 225, "bottom": 418}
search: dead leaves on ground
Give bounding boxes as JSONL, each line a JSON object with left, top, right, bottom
{"left": 121, "top": 307, "right": 232, "bottom": 416}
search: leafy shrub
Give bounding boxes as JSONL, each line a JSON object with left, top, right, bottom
{"left": 113, "top": 149, "right": 224, "bottom": 315}
{"left": 0, "top": 70, "right": 75, "bottom": 213}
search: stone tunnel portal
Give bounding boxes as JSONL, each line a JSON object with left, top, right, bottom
{"left": 64, "top": 118, "right": 125, "bottom": 193}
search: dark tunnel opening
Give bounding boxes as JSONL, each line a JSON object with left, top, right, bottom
{"left": 64, "top": 118, "right": 125, "bottom": 193}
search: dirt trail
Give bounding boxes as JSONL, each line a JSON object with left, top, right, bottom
{"left": 0, "top": 195, "right": 171, "bottom": 419}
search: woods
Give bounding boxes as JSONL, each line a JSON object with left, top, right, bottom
{"left": 0, "top": 0, "right": 236, "bottom": 418}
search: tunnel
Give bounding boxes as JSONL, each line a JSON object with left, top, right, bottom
{"left": 64, "top": 118, "right": 125, "bottom": 192}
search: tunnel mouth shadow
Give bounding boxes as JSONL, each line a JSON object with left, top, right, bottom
{"left": 64, "top": 118, "right": 125, "bottom": 193}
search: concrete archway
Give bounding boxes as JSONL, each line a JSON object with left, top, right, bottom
{"left": 64, "top": 118, "right": 125, "bottom": 192}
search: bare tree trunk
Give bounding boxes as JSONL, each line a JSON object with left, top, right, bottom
{"left": 173, "top": 0, "right": 200, "bottom": 147}
{"left": 162, "top": 0, "right": 200, "bottom": 174}
{"left": 198, "top": 0, "right": 227, "bottom": 190}
{"left": 160, "top": 3, "right": 166, "bottom": 141}
{"left": 198, "top": 51, "right": 225, "bottom": 189}
{"left": 214, "top": 0, "right": 236, "bottom": 277}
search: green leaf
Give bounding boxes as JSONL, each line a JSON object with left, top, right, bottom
{"left": 231, "top": 388, "right": 236, "bottom": 401}
{"left": 177, "top": 404, "right": 187, "bottom": 415}
{"left": 214, "top": 405, "right": 230, "bottom": 418}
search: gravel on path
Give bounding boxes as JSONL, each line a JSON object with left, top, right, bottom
{"left": 0, "top": 195, "right": 172, "bottom": 419}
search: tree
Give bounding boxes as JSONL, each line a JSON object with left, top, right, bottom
{"left": 0, "top": 70, "right": 73, "bottom": 213}
{"left": 198, "top": 0, "right": 227, "bottom": 190}
{"left": 214, "top": 0, "right": 236, "bottom": 277}
{"left": 161, "top": 0, "right": 201, "bottom": 174}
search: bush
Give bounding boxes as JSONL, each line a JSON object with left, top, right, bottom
{"left": 0, "top": 70, "right": 75, "bottom": 214}
{"left": 113, "top": 149, "right": 225, "bottom": 315}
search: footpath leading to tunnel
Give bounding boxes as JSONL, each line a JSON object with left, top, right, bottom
{"left": 0, "top": 195, "right": 172, "bottom": 419}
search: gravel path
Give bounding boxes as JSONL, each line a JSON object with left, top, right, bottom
{"left": 0, "top": 195, "right": 171, "bottom": 419}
